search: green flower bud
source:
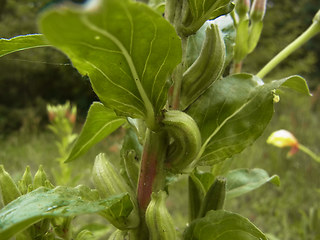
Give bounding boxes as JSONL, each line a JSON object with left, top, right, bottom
{"left": 235, "top": 0, "right": 251, "bottom": 19}
{"left": 163, "top": 110, "right": 201, "bottom": 172}
{"left": 145, "top": 191, "right": 176, "bottom": 240}
{"left": 18, "top": 180, "right": 27, "bottom": 195}
{"left": 250, "top": 0, "right": 267, "bottom": 22}
{"left": 198, "top": 177, "right": 226, "bottom": 218}
{"left": 181, "top": 24, "right": 226, "bottom": 109}
{"left": 93, "top": 153, "right": 139, "bottom": 229}
{"left": 18, "top": 166, "right": 33, "bottom": 194}
{"left": 76, "top": 230, "right": 94, "bottom": 240}
{"left": 22, "top": 165, "right": 33, "bottom": 187}
{"left": 108, "top": 230, "right": 134, "bottom": 240}
{"left": 33, "top": 165, "right": 49, "bottom": 189}
{"left": 0, "top": 165, "right": 21, "bottom": 205}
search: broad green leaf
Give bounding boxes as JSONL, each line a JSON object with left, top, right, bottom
{"left": 226, "top": 168, "right": 280, "bottom": 199}
{"left": 65, "top": 102, "right": 125, "bottom": 162}
{"left": 184, "top": 210, "right": 267, "bottom": 240}
{"left": 0, "top": 186, "right": 132, "bottom": 240}
{"left": 0, "top": 34, "right": 50, "bottom": 57}
{"left": 39, "top": 0, "right": 181, "bottom": 126}
{"left": 187, "top": 74, "right": 310, "bottom": 166}
{"left": 181, "top": 0, "right": 234, "bottom": 35}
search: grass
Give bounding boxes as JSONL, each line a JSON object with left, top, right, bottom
{"left": 0, "top": 90, "right": 319, "bottom": 239}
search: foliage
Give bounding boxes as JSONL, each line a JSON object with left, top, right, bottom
{"left": 0, "top": 0, "right": 319, "bottom": 239}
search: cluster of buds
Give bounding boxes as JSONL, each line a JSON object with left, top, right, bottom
{"left": 267, "top": 130, "right": 299, "bottom": 157}
{"left": 47, "top": 101, "right": 77, "bottom": 125}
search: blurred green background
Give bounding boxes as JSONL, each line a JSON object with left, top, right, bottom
{"left": 0, "top": 0, "right": 320, "bottom": 239}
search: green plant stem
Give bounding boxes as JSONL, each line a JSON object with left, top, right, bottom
{"left": 230, "top": 61, "right": 243, "bottom": 74}
{"left": 171, "top": 36, "right": 188, "bottom": 109}
{"left": 136, "top": 129, "right": 168, "bottom": 239}
{"left": 257, "top": 22, "right": 320, "bottom": 79}
{"left": 298, "top": 144, "right": 320, "bottom": 163}
{"left": 137, "top": 129, "right": 167, "bottom": 210}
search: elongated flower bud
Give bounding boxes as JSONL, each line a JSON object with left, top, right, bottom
{"left": 76, "top": 230, "right": 94, "bottom": 240}
{"left": 250, "top": 0, "right": 267, "bottom": 22}
{"left": 0, "top": 165, "right": 21, "bottom": 205}
{"left": 93, "top": 153, "right": 139, "bottom": 229}
{"left": 181, "top": 24, "right": 226, "bottom": 109}
{"left": 18, "top": 166, "right": 33, "bottom": 194}
{"left": 163, "top": 110, "right": 201, "bottom": 172}
{"left": 33, "top": 165, "right": 49, "bottom": 189}
{"left": 108, "top": 230, "right": 135, "bottom": 240}
{"left": 235, "top": 0, "right": 250, "bottom": 19}
{"left": 198, "top": 177, "right": 226, "bottom": 218}
{"left": 146, "top": 191, "right": 176, "bottom": 240}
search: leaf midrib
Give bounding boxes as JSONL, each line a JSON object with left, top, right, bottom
{"left": 80, "top": 15, "right": 155, "bottom": 124}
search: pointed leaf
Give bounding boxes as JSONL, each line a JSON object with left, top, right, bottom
{"left": 0, "top": 186, "right": 132, "bottom": 240}
{"left": 187, "top": 74, "right": 310, "bottom": 166}
{"left": 65, "top": 102, "right": 125, "bottom": 162}
{"left": 181, "top": 0, "right": 234, "bottom": 35}
{"left": 226, "top": 168, "right": 280, "bottom": 199}
{"left": 184, "top": 210, "right": 268, "bottom": 239}
{"left": 0, "top": 34, "right": 50, "bottom": 57}
{"left": 39, "top": 0, "right": 181, "bottom": 124}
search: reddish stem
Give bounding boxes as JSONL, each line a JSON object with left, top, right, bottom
{"left": 137, "top": 130, "right": 167, "bottom": 211}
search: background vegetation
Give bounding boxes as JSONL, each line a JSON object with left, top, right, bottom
{"left": 0, "top": 0, "right": 320, "bottom": 239}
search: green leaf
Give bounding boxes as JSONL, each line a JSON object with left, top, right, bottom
{"left": 184, "top": 210, "right": 267, "bottom": 239}
{"left": 65, "top": 102, "right": 125, "bottom": 162}
{"left": 39, "top": 0, "right": 181, "bottom": 127}
{"left": 226, "top": 168, "right": 280, "bottom": 199}
{"left": 0, "top": 34, "right": 50, "bottom": 58}
{"left": 188, "top": 176, "right": 203, "bottom": 221}
{"left": 188, "top": 170, "right": 215, "bottom": 221}
{"left": 192, "top": 169, "right": 215, "bottom": 193}
{"left": 0, "top": 186, "right": 132, "bottom": 240}
{"left": 181, "top": 0, "right": 234, "bottom": 35}
{"left": 187, "top": 74, "right": 310, "bottom": 166}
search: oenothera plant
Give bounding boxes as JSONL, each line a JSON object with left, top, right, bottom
{"left": 0, "top": 0, "right": 319, "bottom": 239}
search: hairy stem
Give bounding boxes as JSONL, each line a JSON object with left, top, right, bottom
{"left": 257, "top": 22, "right": 320, "bottom": 79}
